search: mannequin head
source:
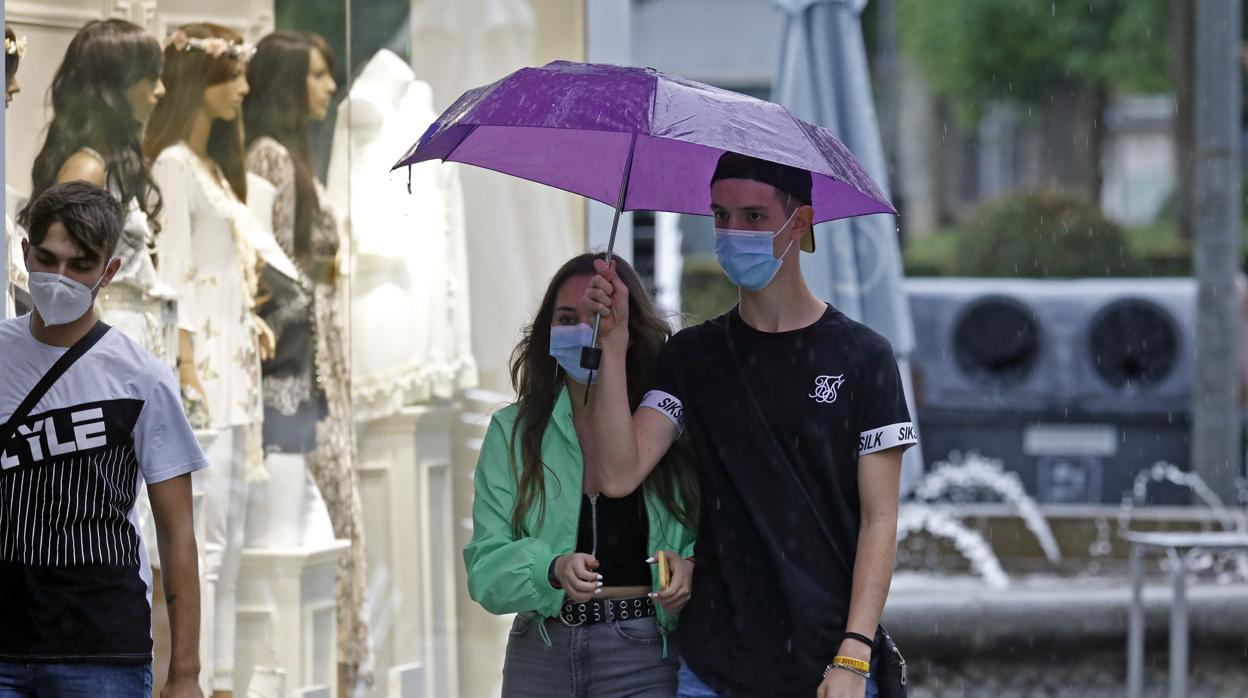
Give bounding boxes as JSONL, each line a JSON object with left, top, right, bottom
{"left": 144, "top": 23, "right": 251, "bottom": 201}
{"left": 5, "top": 26, "right": 22, "bottom": 108}
{"left": 244, "top": 31, "right": 337, "bottom": 257}
{"left": 23, "top": 19, "right": 164, "bottom": 233}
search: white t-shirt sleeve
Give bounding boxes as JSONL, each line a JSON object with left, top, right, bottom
{"left": 133, "top": 366, "right": 209, "bottom": 484}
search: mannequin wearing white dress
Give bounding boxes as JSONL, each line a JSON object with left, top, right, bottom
{"left": 410, "top": 1, "right": 583, "bottom": 393}
{"left": 152, "top": 140, "right": 264, "bottom": 696}
{"left": 326, "top": 49, "right": 476, "bottom": 422}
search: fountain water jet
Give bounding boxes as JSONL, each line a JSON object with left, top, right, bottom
{"left": 912, "top": 452, "right": 1062, "bottom": 565}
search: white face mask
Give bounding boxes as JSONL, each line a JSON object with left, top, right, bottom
{"left": 28, "top": 267, "right": 109, "bottom": 326}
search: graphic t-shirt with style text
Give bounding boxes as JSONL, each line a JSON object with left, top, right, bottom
{"left": 0, "top": 315, "right": 208, "bottom": 663}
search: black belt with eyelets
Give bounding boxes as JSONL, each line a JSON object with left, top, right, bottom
{"left": 559, "top": 595, "right": 655, "bottom": 626}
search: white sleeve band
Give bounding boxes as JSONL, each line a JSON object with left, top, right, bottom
{"left": 640, "top": 390, "right": 686, "bottom": 434}
{"left": 858, "top": 422, "right": 918, "bottom": 456}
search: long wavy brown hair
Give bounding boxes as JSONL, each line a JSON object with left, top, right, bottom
{"left": 143, "top": 23, "right": 248, "bottom": 201}
{"left": 508, "top": 253, "right": 699, "bottom": 538}
{"left": 24, "top": 20, "right": 164, "bottom": 237}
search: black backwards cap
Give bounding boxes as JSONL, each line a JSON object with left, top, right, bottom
{"left": 711, "top": 151, "right": 816, "bottom": 252}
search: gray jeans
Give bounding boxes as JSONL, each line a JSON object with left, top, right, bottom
{"left": 501, "top": 610, "right": 679, "bottom": 697}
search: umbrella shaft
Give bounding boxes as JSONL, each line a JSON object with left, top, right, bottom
{"left": 590, "top": 130, "right": 638, "bottom": 351}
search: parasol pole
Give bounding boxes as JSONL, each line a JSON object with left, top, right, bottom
{"left": 582, "top": 129, "right": 639, "bottom": 388}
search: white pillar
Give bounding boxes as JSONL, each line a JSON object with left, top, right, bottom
{"left": 654, "top": 211, "right": 683, "bottom": 325}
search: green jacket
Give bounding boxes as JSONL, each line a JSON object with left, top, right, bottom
{"left": 464, "top": 388, "right": 696, "bottom": 637}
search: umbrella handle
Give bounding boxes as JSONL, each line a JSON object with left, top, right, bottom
{"left": 581, "top": 316, "right": 604, "bottom": 371}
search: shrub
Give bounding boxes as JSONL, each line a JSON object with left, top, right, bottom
{"left": 949, "top": 190, "right": 1145, "bottom": 278}
{"left": 680, "top": 256, "right": 738, "bottom": 326}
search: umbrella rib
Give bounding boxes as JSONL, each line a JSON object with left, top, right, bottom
{"left": 604, "top": 129, "right": 639, "bottom": 265}
{"left": 440, "top": 123, "right": 480, "bottom": 166}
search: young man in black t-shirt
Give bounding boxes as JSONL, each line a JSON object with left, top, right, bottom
{"left": 586, "top": 152, "right": 916, "bottom": 697}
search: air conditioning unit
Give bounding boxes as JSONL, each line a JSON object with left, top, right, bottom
{"left": 906, "top": 278, "right": 1194, "bottom": 505}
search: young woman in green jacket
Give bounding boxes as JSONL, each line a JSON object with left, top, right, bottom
{"left": 465, "top": 253, "right": 699, "bottom": 696}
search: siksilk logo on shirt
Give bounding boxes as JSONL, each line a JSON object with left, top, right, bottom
{"left": 809, "top": 374, "right": 845, "bottom": 404}
{"left": 858, "top": 422, "right": 918, "bottom": 455}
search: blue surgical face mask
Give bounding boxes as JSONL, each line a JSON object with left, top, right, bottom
{"left": 549, "top": 323, "right": 598, "bottom": 385}
{"left": 714, "top": 209, "right": 799, "bottom": 291}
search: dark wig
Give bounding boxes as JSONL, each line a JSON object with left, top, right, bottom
{"left": 244, "top": 31, "right": 335, "bottom": 259}
{"left": 22, "top": 20, "right": 163, "bottom": 235}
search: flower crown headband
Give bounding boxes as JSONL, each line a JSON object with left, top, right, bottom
{"left": 166, "top": 30, "right": 255, "bottom": 62}
{"left": 5, "top": 35, "right": 26, "bottom": 60}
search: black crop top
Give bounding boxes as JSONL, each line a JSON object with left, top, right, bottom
{"left": 575, "top": 489, "right": 651, "bottom": 587}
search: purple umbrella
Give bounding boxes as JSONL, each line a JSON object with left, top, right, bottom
{"left": 392, "top": 60, "right": 895, "bottom": 369}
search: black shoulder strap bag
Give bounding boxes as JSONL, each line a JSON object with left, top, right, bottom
{"left": 0, "top": 321, "right": 111, "bottom": 462}
{"left": 721, "top": 320, "right": 907, "bottom": 697}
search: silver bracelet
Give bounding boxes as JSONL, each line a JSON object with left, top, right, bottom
{"left": 824, "top": 663, "right": 871, "bottom": 680}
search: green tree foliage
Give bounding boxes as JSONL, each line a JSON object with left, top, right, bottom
{"left": 680, "top": 257, "right": 739, "bottom": 327}
{"left": 950, "top": 191, "right": 1144, "bottom": 278}
{"left": 898, "top": 0, "right": 1171, "bottom": 122}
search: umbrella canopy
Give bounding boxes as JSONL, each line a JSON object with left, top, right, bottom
{"left": 393, "top": 60, "right": 895, "bottom": 224}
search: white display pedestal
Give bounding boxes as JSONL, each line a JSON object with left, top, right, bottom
{"left": 452, "top": 389, "right": 515, "bottom": 698}
{"left": 234, "top": 540, "right": 350, "bottom": 698}
{"left": 356, "top": 404, "right": 460, "bottom": 698}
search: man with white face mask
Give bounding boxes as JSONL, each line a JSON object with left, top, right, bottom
{"left": 586, "top": 152, "right": 916, "bottom": 698}
{"left": 0, "top": 182, "right": 206, "bottom": 697}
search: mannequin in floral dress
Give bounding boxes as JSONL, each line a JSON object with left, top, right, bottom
{"left": 244, "top": 31, "right": 370, "bottom": 691}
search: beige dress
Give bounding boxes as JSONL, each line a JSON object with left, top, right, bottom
{"left": 246, "top": 136, "right": 370, "bottom": 684}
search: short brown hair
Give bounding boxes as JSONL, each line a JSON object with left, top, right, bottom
{"left": 25, "top": 181, "right": 124, "bottom": 262}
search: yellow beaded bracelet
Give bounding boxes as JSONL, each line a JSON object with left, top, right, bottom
{"left": 833, "top": 655, "right": 871, "bottom": 674}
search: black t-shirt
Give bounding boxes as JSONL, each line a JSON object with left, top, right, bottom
{"left": 644, "top": 305, "right": 916, "bottom": 696}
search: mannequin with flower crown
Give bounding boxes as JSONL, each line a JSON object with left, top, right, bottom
{"left": 143, "top": 24, "right": 266, "bottom": 698}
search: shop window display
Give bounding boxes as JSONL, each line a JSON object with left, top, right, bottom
{"left": 0, "top": 3, "right": 588, "bottom": 696}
